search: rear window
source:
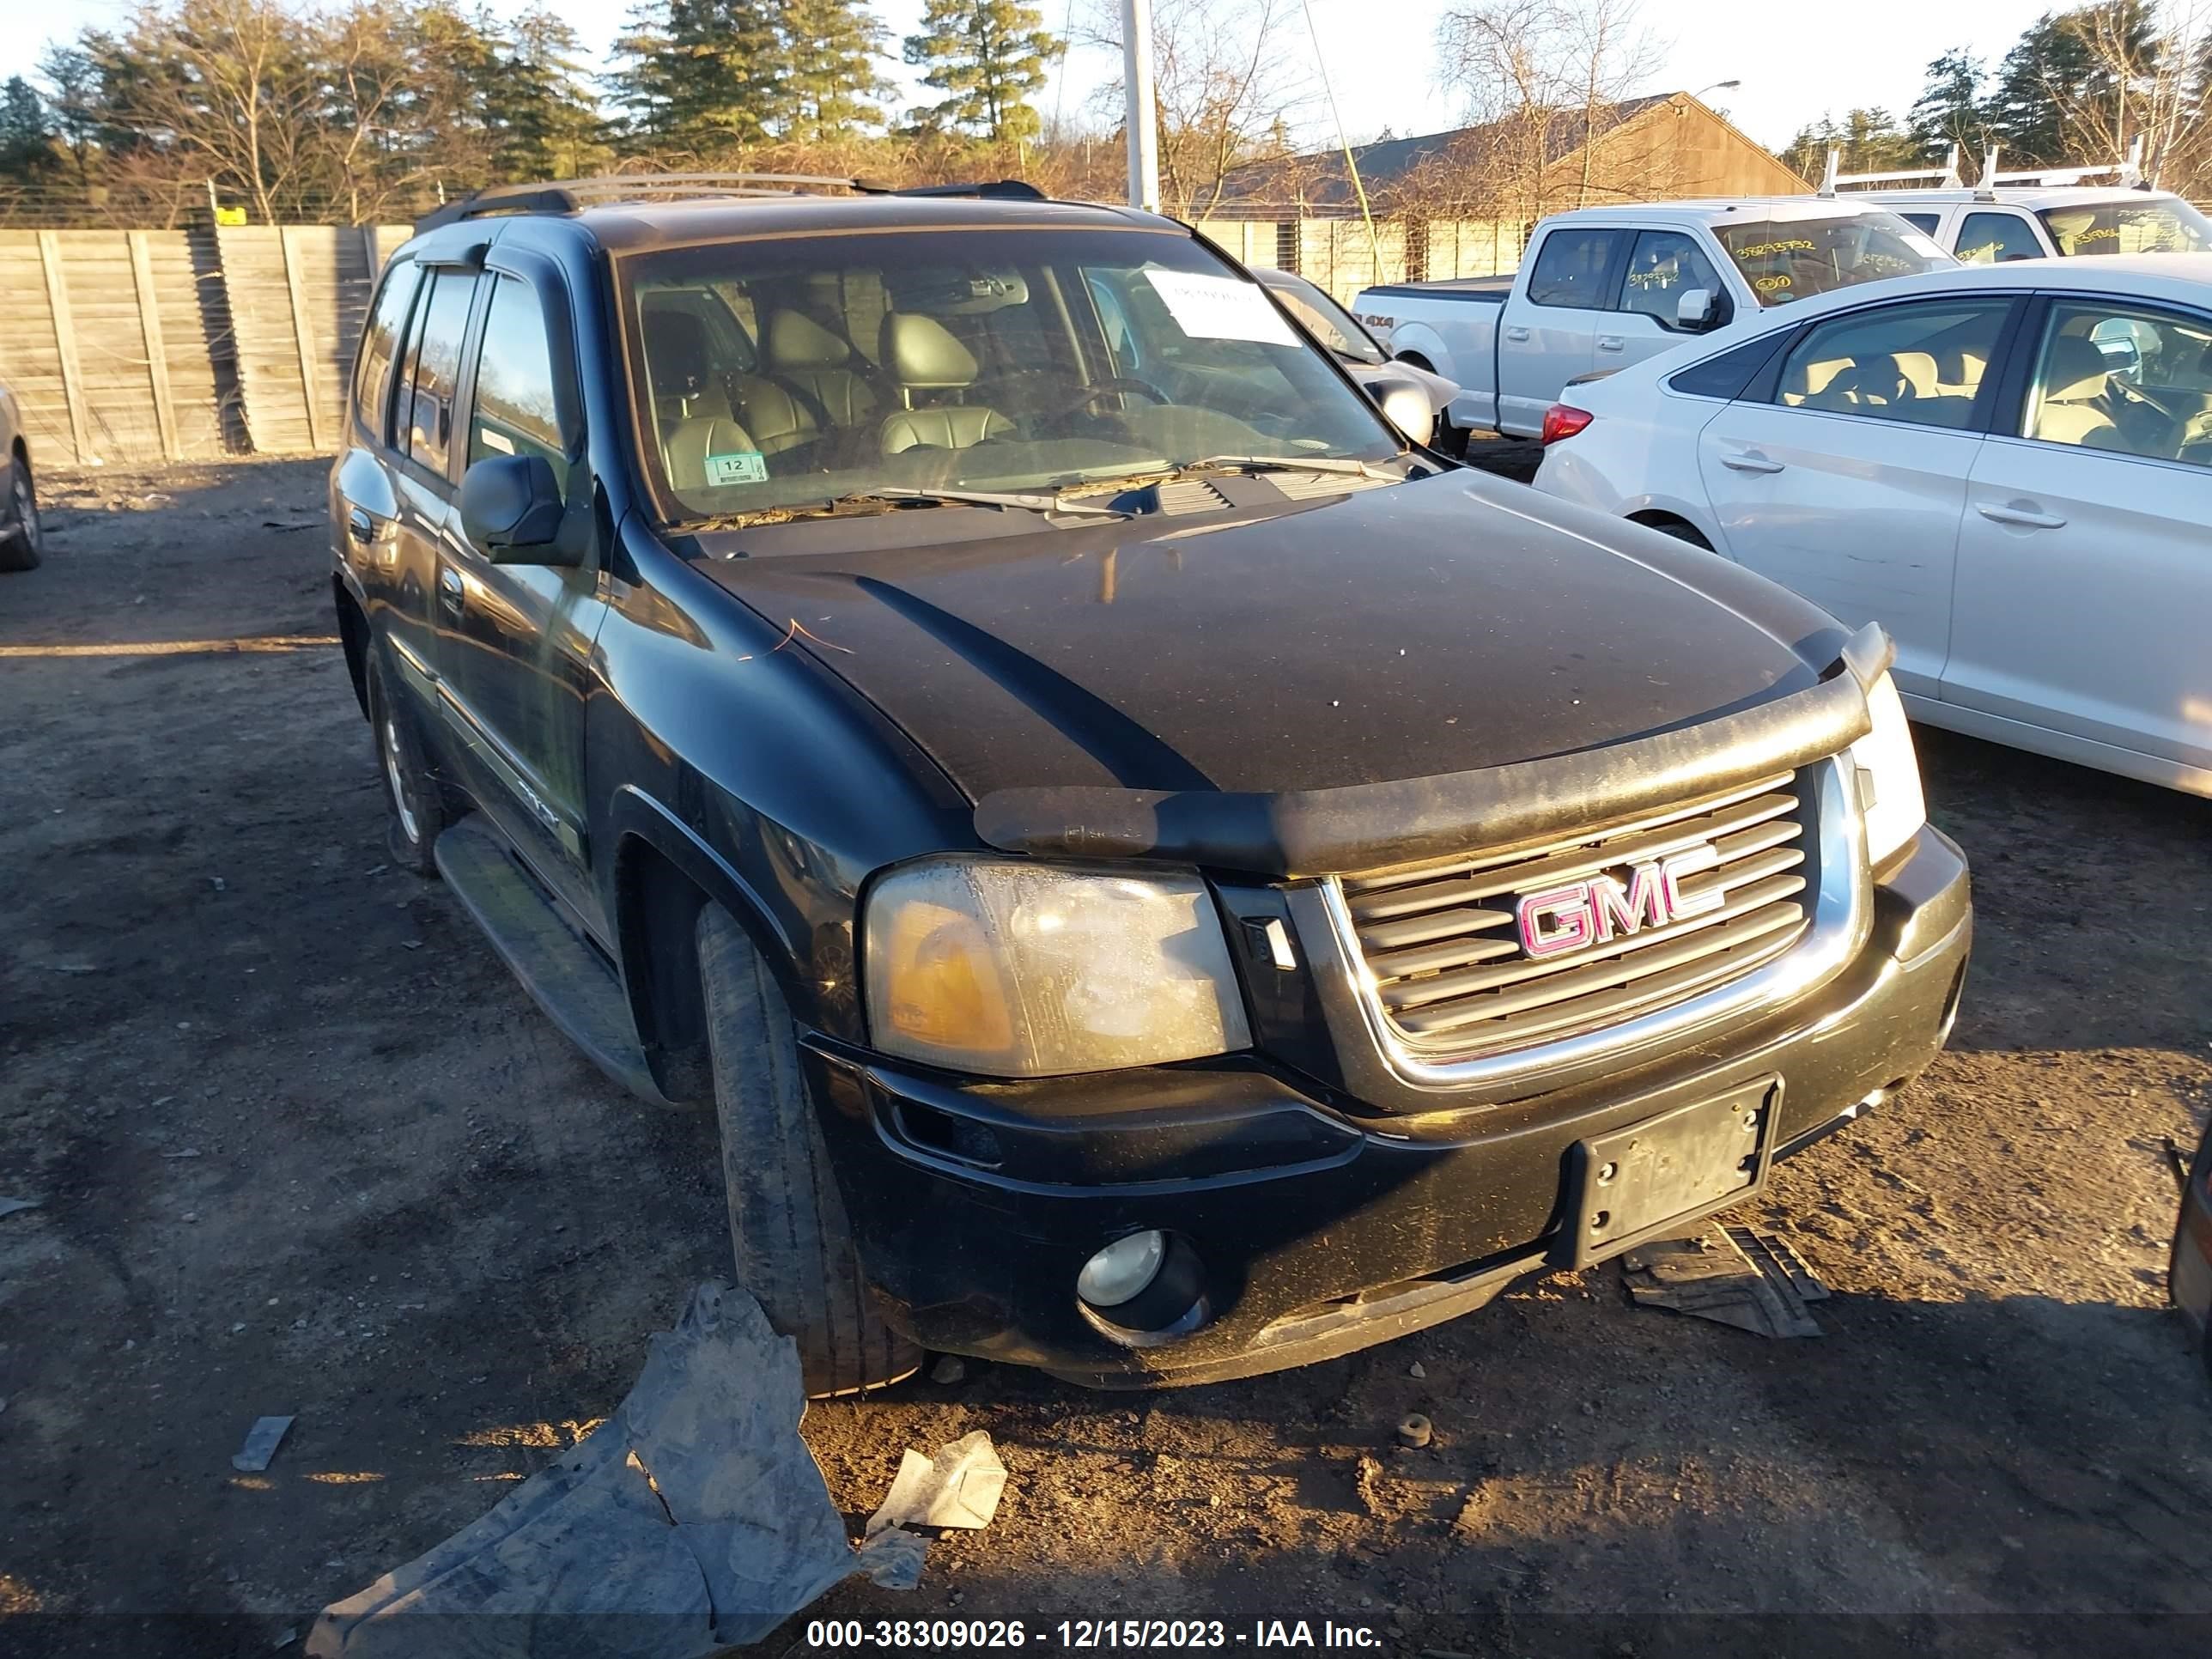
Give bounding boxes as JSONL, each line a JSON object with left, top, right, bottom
{"left": 2037, "top": 198, "right": 2212, "bottom": 256}
{"left": 1713, "top": 213, "right": 1948, "bottom": 306}
{"left": 1667, "top": 331, "right": 1791, "bottom": 400}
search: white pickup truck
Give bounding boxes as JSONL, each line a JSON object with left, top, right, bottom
{"left": 1354, "top": 198, "right": 1952, "bottom": 439}
{"left": 1850, "top": 185, "right": 2212, "bottom": 264}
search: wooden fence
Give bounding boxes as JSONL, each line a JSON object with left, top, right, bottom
{"left": 0, "top": 224, "right": 410, "bottom": 467}
{"left": 0, "top": 215, "right": 1521, "bottom": 469}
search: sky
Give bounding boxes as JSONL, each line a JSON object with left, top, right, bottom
{"left": 15, "top": 0, "right": 2055, "bottom": 155}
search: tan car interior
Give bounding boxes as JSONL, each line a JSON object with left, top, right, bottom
{"left": 1781, "top": 339, "right": 1989, "bottom": 428}
{"left": 639, "top": 281, "right": 1019, "bottom": 493}
{"left": 2026, "top": 336, "right": 2122, "bottom": 448}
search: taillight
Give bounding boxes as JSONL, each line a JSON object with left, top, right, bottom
{"left": 1540, "top": 404, "right": 1593, "bottom": 445}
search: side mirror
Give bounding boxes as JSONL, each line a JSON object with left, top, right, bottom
{"left": 1367, "top": 374, "right": 1437, "bottom": 448}
{"left": 1675, "top": 288, "right": 1716, "bottom": 331}
{"left": 459, "top": 454, "right": 577, "bottom": 565}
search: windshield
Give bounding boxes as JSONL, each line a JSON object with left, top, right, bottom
{"left": 618, "top": 227, "right": 1401, "bottom": 525}
{"left": 2038, "top": 198, "right": 2212, "bottom": 256}
{"left": 1712, "top": 212, "right": 1949, "bottom": 306}
{"left": 1264, "top": 275, "right": 1387, "bottom": 364}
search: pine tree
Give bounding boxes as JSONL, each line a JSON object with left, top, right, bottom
{"left": 901, "top": 0, "right": 1056, "bottom": 143}
{"left": 491, "top": 6, "right": 608, "bottom": 179}
{"left": 1909, "top": 49, "right": 1989, "bottom": 173}
{"left": 0, "top": 76, "right": 59, "bottom": 182}
{"left": 612, "top": 0, "right": 787, "bottom": 153}
{"left": 780, "top": 0, "right": 889, "bottom": 143}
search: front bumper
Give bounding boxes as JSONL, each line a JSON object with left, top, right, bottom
{"left": 811, "top": 825, "right": 1971, "bottom": 1388}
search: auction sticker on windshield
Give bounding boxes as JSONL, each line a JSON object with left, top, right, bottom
{"left": 1143, "top": 269, "right": 1298, "bottom": 346}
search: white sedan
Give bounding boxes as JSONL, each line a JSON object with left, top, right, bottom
{"left": 1533, "top": 254, "right": 2212, "bottom": 797}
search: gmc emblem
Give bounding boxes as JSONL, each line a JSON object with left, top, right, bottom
{"left": 1516, "top": 845, "right": 1725, "bottom": 959}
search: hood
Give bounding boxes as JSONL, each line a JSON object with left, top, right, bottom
{"left": 695, "top": 471, "right": 1821, "bottom": 804}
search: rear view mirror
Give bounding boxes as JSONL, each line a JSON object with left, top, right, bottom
{"left": 459, "top": 454, "right": 578, "bottom": 565}
{"left": 1676, "top": 288, "right": 1716, "bottom": 331}
{"left": 1366, "top": 374, "right": 1437, "bottom": 449}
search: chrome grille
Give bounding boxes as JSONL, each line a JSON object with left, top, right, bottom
{"left": 1338, "top": 773, "right": 1812, "bottom": 1060}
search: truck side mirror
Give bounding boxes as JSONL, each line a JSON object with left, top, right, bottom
{"left": 459, "top": 454, "right": 580, "bottom": 566}
{"left": 1366, "top": 374, "right": 1437, "bottom": 449}
{"left": 1675, "top": 288, "right": 1716, "bottom": 331}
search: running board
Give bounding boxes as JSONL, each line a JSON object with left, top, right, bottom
{"left": 434, "top": 817, "right": 672, "bottom": 1106}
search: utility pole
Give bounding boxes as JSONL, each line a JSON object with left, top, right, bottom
{"left": 1122, "top": 0, "right": 1161, "bottom": 211}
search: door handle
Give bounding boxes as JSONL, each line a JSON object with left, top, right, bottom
{"left": 346, "top": 508, "right": 374, "bottom": 546}
{"left": 1720, "top": 452, "right": 1786, "bottom": 474}
{"left": 1975, "top": 501, "right": 2067, "bottom": 529}
{"left": 437, "top": 568, "right": 465, "bottom": 610}
{"left": 1504, "top": 325, "right": 1531, "bottom": 342}
{"left": 1596, "top": 335, "right": 1624, "bottom": 352}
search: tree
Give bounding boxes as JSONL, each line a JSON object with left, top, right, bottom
{"left": 1085, "top": 0, "right": 1310, "bottom": 218}
{"left": 902, "top": 0, "right": 1057, "bottom": 143}
{"left": 1435, "top": 0, "right": 1661, "bottom": 222}
{"left": 1779, "top": 106, "right": 1917, "bottom": 181}
{"left": 611, "top": 0, "right": 788, "bottom": 153}
{"left": 489, "top": 5, "right": 609, "bottom": 179}
{"left": 0, "top": 77, "right": 60, "bottom": 183}
{"left": 36, "top": 44, "right": 106, "bottom": 186}
{"left": 780, "top": 0, "right": 889, "bottom": 143}
{"left": 1909, "top": 48, "right": 1989, "bottom": 175}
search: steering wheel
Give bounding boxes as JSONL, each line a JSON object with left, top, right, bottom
{"left": 1052, "top": 376, "right": 1173, "bottom": 422}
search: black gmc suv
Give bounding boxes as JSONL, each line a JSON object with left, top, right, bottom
{"left": 329, "top": 175, "right": 1971, "bottom": 1394}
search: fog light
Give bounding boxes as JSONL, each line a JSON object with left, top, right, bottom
{"left": 1077, "top": 1231, "right": 1167, "bottom": 1309}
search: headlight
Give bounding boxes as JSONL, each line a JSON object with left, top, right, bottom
{"left": 1848, "top": 672, "right": 1926, "bottom": 868}
{"left": 862, "top": 859, "right": 1252, "bottom": 1077}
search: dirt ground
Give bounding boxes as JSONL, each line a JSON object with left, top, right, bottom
{"left": 2, "top": 458, "right": 2209, "bottom": 1659}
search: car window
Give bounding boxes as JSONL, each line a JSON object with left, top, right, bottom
{"left": 1667, "top": 331, "right": 1791, "bottom": 400}
{"left": 2038, "top": 198, "right": 2212, "bottom": 256}
{"left": 1618, "top": 229, "right": 1723, "bottom": 326}
{"left": 1525, "top": 228, "right": 1625, "bottom": 309}
{"left": 620, "top": 226, "right": 1402, "bottom": 524}
{"left": 2024, "top": 301, "right": 2212, "bottom": 466}
{"left": 1775, "top": 300, "right": 2012, "bottom": 429}
{"left": 1898, "top": 212, "right": 1942, "bottom": 235}
{"left": 354, "top": 261, "right": 421, "bottom": 442}
{"left": 402, "top": 270, "right": 477, "bottom": 476}
{"left": 1954, "top": 212, "right": 2044, "bottom": 265}
{"left": 468, "top": 276, "right": 570, "bottom": 488}
{"left": 1713, "top": 213, "right": 1948, "bottom": 306}
{"left": 1265, "top": 276, "right": 1386, "bottom": 364}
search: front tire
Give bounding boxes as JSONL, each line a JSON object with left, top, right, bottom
{"left": 696, "top": 904, "right": 921, "bottom": 1397}
{"left": 0, "top": 453, "right": 42, "bottom": 572}
{"left": 367, "top": 653, "right": 447, "bottom": 876}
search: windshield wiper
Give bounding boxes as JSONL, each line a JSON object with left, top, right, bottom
{"left": 1180, "top": 453, "right": 1393, "bottom": 480}
{"left": 836, "top": 486, "right": 1127, "bottom": 516}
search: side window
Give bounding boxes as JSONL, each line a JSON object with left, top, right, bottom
{"left": 468, "top": 276, "right": 571, "bottom": 488}
{"left": 1954, "top": 212, "right": 2044, "bottom": 265}
{"left": 2025, "top": 301, "right": 2212, "bottom": 466}
{"left": 353, "top": 261, "right": 421, "bottom": 442}
{"left": 1898, "top": 212, "right": 1942, "bottom": 235}
{"left": 1525, "top": 228, "right": 1626, "bottom": 309}
{"left": 1618, "top": 229, "right": 1723, "bottom": 325}
{"left": 1775, "top": 300, "right": 2013, "bottom": 430}
{"left": 1667, "top": 331, "right": 1791, "bottom": 400}
{"left": 404, "top": 270, "right": 477, "bottom": 477}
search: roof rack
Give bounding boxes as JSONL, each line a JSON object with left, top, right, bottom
{"left": 1818, "top": 138, "right": 2148, "bottom": 201}
{"left": 414, "top": 173, "right": 1048, "bottom": 233}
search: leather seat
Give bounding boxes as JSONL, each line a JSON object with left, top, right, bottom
{"left": 765, "top": 310, "right": 877, "bottom": 428}
{"left": 878, "top": 313, "right": 1014, "bottom": 454}
{"left": 640, "top": 307, "right": 765, "bottom": 494}
{"left": 2031, "top": 337, "right": 2121, "bottom": 448}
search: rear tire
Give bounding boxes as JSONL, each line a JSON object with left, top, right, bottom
{"left": 0, "top": 453, "right": 41, "bottom": 572}
{"left": 367, "top": 653, "right": 447, "bottom": 876}
{"left": 1637, "top": 515, "right": 1713, "bottom": 550}
{"left": 696, "top": 904, "right": 921, "bottom": 1398}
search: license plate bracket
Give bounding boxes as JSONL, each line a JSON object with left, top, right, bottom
{"left": 1568, "top": 1078, "right": 1780, "bottom": 1268}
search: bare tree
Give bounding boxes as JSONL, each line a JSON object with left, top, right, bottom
{"left": 1433, "top": 0, "right": 1661, "bottom": 224}
{"left": 1086, "top": 0, "right": 1314, "bottom": 219}
{"left": 2039, "top": 0, "right": 2209, "bottom": 188}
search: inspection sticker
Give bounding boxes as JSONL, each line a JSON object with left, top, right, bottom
{"left": 705, "top": 450, "right": 768, "bottom": 486}
{"left": 1142, "top": 269, "right": 1297, "bottom": 346}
